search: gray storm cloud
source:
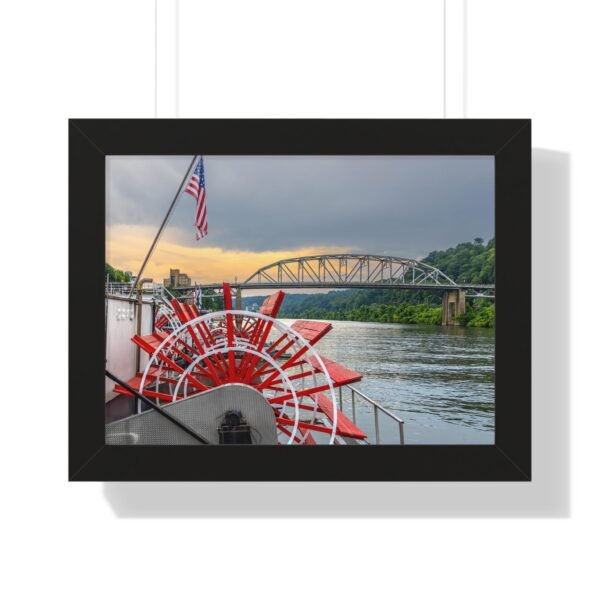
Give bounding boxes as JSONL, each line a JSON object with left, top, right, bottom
{"left": 106, "top": 155, "right": 494, "bottom": 259}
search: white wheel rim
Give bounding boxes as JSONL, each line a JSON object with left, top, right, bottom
{"left": 139, "top": 310, "right": 338, "bottom": 444}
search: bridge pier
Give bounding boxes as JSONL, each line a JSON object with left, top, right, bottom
{"left": 442, "top": 290, "right": 466, "bottom": 326}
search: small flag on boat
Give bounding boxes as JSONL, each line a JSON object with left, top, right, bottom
{"left": 184, "top": 156, "right": 208, "bottom": 240}
{"left": 193, "top": 287, "right": 202, "bottom": 308}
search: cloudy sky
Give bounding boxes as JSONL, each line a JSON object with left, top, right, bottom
{"left": 106, "top": 155, "right": 494, "bottom": 284}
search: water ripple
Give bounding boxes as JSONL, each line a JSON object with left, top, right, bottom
{"left": 281, "top": 319, "right": 495, "bottom": 442}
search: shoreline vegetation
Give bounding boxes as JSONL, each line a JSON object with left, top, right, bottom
{"left": 279, "top": 300, "right": 495, "bottom": 328}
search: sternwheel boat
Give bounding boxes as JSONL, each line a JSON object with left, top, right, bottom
{"left": 106, "top": 283, "right": 405, "bottom": 445}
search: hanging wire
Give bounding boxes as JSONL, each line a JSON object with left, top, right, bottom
{"left": 154, "top": 0, "right": 158, "bottom": 118}
{"left": 443, "top": 0, "right": 447, "bottom": 118}
{"left": 175, "top": 0, "right": 180, "bottom": 118}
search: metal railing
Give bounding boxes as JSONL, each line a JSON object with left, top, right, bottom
{"left": 105, "top": 281, "right": 171, "bottom": 298}
{"left": 338, "top": 385, "right": 405, "bottom": 445}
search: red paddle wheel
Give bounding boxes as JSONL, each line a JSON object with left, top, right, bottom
{"left": 114, "top": 283, "right": 367, "bottom": 444}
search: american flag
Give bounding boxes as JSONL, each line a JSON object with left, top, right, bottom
{"left": 184, "top": 156, "right": 207, "bottom": 239}
{"left": 193, "top": 287, "right": 202, "bottom": 308}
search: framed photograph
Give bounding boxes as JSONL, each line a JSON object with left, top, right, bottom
{"left": 69, "top": 119, "right": 531, "bottom": 481}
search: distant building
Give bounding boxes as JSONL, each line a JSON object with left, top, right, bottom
{"left": 164, "top": 268, "right": 191, "bottom": 288}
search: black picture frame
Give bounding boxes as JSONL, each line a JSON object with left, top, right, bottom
{"left": 69, "top": 119, "right": 531, "bottom": 482}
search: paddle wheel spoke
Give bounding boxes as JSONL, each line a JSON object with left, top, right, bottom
{"left": 270, "top": 402, "right": 318, "bottom": 412}
{"left": 240, "top": 319, "right": 276, "bottom": 383}
{"left": 257, "top": 344, "right": 312, "bottom": 390}
{"left": 258, "top": 360, "right": 306, "bottom": 377}
{"left": 236, "top": 318, "right": 264, "bottom": 380}
{"left": 184, "top": 331, "right": 226, "bottom": 383}
{"left": 276, "top": 423, "right": 305, "bottom": 444}
{"left": 261, "top": 370, "right": 314, "bottom": 385}
{"left": 251, "top": 336, "right": 294, "bottom": 379}
{"left": 268, "top": 383, "right": 335, "bottom": 405}
{"left": 132, "top": 336, "right": 209, "bottom": 392}
{"left": 276, "top": 417, "right": 335, "bottom": 436}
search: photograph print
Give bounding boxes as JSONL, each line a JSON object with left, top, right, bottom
{"left": 105, "top": 154, "right": 495, "bottom": 446}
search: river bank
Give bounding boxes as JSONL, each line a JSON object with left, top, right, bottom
{"left": 281, "top": 301, "right": 495, "bottom": 328}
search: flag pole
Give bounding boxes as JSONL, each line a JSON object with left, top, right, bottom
{"left": 129, "top": 154, "right": 198, "bottom": 297}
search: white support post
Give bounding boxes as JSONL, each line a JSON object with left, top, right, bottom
{"left": 155, "top": 0, "right": 179, "bottom": 118}
{"left": 444, "top": 0, "right": 467, "bottom": 118}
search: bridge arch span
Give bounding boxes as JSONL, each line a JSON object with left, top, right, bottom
{"left": 242, "top": 254, "right": 457, "bottom": 289}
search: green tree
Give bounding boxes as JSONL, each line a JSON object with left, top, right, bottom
{"left": 105, "top": 263, "right": 131, "bottom": 283}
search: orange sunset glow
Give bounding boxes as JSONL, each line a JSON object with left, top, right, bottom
{"left": 106, "top": 224, "right": 350, "bottom": 284}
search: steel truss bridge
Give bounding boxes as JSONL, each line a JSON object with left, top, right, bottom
{"left": 175, "top": 254, "right": 495, "bottom": 298}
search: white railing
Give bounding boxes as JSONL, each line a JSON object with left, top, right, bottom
{"left": 338, "top": 385, "right": 405, "bottom": 445}
{"left": 105, "top": 281, "right": 172, "bottom": 298}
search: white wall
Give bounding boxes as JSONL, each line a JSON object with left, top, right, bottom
{"left": 105, "top": 297, "right": 153, "bottom": 402}
{"left": 3, "top": 2, "right": 597, "bottom": 600}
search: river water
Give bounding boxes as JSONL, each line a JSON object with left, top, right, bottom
{"left": 281, "top": 319, "right": 495, "bottom": 444}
